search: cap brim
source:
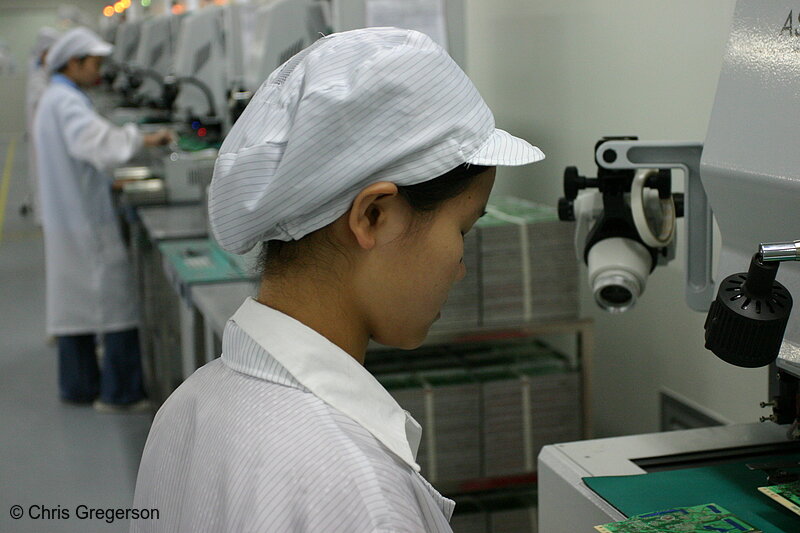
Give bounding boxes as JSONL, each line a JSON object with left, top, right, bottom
{"left": 87, "top": 42, "right": 113, "bottom": 57}
{"left": 465, "top": 128, "right": 545, "bottom": 166}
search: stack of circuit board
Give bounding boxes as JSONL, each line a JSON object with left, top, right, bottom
{"left": 479, "top": 355, "right": 581, "bottom": 477}
{"left": 366, "top": 338, "right": 582, "bottom": 484}
{"left": 431, "top": 196, "right": 578, "bottom": 334}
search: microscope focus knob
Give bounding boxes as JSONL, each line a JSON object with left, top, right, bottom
{"left": 564, "top": 166, "right": 582, "bottom": 200}
{"left": 558, "top": 198, "right": 575, "bottom": 221}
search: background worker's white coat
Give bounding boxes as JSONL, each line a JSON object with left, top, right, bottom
{"left": 25, "top": 61, "right": 50, "bottom": 223}
{"left": 25, "top": 27, "right": 60, "bottom": 224}
{"left": 33, "top": 75, "right": 143, "bottom": 335}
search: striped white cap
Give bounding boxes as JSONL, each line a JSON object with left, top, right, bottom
{"left": 209, "top": 27, "right": 544, "bottom": 254}
{"left": 45, "top": 27, "right": 112, "bottom": 74}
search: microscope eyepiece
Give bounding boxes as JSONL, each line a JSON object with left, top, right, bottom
{"left": 599, "top": 284, "right": 634, "bottom": 306}
{"left": 587, "top": 237, "right": 651, "bottom": 313}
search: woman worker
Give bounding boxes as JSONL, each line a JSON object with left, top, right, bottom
{"left": 34, "top": 28, "right": 173, "bottom": 411}
{"left": 131, "top": 27, "right": 544, "bottom": 532}
{"left": 23, "top": 26, "right": 60, "bottom": 223}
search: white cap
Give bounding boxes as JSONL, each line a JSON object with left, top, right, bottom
{"left": 45, "top": 27, "right": 112, "bottom": 74}
{"left": 32, "top": 27, "right": 61, "bottom": 58}
{"left": 209, "top": 27, "right": 545, "bottom": 254}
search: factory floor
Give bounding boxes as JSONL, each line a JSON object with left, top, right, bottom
{"left": 0, "top": 136, "right": 151, "bottom": 533}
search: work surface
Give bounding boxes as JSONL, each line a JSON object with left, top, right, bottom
{"left": 586, "top": 452, "right": 800, "bottom": 532}
{"left": 138, "top": 203, "right": 208, "bottom": 241}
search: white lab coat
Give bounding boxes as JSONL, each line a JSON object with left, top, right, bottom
{"left": 25, "top": 59, "right": 49, "bottom": 223}
{"left": 34, "top": 74, "right": 143, "bottom": 335}
{"left": 132, "top": 298, "right": 454, "bottom": 533}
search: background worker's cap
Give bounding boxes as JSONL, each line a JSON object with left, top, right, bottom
{"left": 45, "top": 27, "right": 112, "bottom": 73}
{"left": 32, "top": 27, "right": 61, "bottom": 58}
{"left": 209, "top": 27, "right": 545, "bottom": 254}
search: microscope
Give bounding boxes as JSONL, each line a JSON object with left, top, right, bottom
{"left": 558, "top": 139, "right": 800, "bottom": 433}
{"left": 558, "top": 137, "right": 683, "bottom": 313}
{"left": 540, "top": 2, "right": 800, "bottom": 531}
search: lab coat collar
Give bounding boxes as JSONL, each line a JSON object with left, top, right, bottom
{"left": 51, "top": 73, "right": 78, "bottom": 89}
{"left": 50, "top": 73, "right": 91, "bottom": 106}
{"left": 224, "top": 297, "right": 423, "bottom": 472}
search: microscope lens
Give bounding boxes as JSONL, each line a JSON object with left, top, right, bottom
{"left": 600, "top": 285, "right": 633, "bottom": 306}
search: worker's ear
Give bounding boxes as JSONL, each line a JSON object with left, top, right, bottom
{"left": 346, "top": 182, "right": 410, "bottom": 250}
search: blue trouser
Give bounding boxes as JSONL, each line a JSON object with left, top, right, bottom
{"left": 57, "top": 328, "right": 145, "bottom": 404}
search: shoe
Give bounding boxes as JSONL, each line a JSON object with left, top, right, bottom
{"left": 93, "top": 399, "right": 153, "bottom": 414}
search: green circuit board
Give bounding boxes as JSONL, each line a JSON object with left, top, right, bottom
{"left": 758, "top": 481, "right": 800, "bottom": 516}
{"left": 594, "top": 503, "right": 761, "bottom": 532}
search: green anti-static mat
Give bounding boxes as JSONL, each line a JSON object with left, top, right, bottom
{"left": 158, "top": 239, "right": 250, "bottom": 285}
{"left": 584, "top": 453, "right": 800, "bottom": 532}
{"left": 208, "top": 239, "right": 252, "bottom": 276}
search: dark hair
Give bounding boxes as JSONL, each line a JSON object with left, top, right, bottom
{"left": 396, "top": 163, "right": 490, "bottom": 213}
{"left": 57, "top": 55, "right": 89, "bottom": 73}
{"left": 256, "top": 163, "right": 491, "bottom": 278}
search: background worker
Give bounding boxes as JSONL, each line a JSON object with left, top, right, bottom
{"left": 22, "top": 26, "right": 61, "bottom": 223}
{"left": 33, "top": 27, "right": 173, "bottom": 412}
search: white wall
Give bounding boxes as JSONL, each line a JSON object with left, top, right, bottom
{"left": 465, "top": 0, "right": 769, "bottom": 437}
